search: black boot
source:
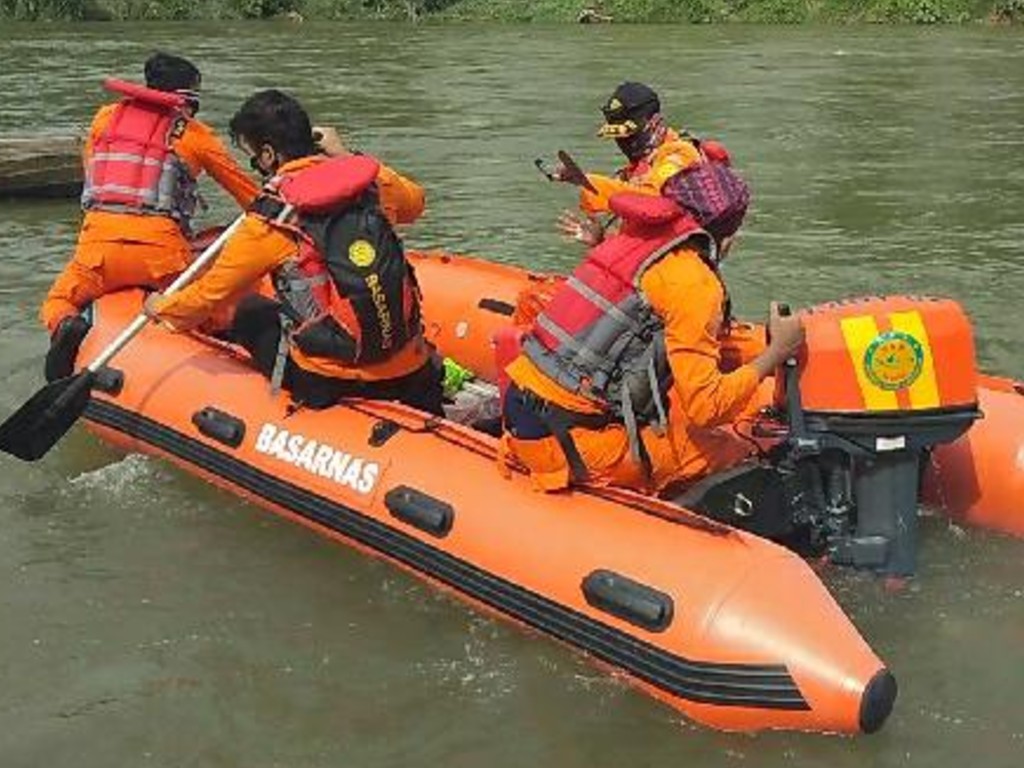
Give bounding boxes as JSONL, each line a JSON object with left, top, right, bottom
{"left": 45, "top": 315, "right": 91, "bottom": 382}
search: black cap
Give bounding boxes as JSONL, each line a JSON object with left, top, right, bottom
{"left": 598, "top": 82, "right": 661, "bottom": 138}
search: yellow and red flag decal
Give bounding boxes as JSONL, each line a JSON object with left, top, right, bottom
{"left": 839, "top": 311, "right": 940, "bottom": 411}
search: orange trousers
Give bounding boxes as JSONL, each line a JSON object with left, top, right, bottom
{"left": 504, "top": 387, "right": 761, "bottom": 494}
{"left": 504, "top": 323, "right": 768, "bottom": 494}
{"left": 40, "top": 240, "right": 191, "bottom": 333}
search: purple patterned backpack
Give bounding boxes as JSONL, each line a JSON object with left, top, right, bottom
{"left": 662, "top": 141, "right": 750, "bottom": 247}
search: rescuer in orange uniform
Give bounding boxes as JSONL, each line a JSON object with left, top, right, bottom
{"left": 42, "top": 55, "right": 429, "bottom": 384}
{"left": 144, "top": 90, "right": 443, "bottom": 414}
{"left": 503, "top": 198, "right": 803, "bottom": 493}
{"left": 502, "top": 83, "right": 803, "bottom": 494}
{"left": 310, "top": 125, "right": 425, "bottom": 229}
{"left": 552, "top": 82, "right": 719, "bottom": 245}
{"left": 550, "top": 82, "right": 749, "bottom": 254}
{"left": 41, "top": 53, "right": 260, "bottom": 381}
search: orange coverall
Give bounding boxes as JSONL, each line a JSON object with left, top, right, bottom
{"left": 149, "top": 156, "right": 430, "bottom": 383}
{"left": 41, "top": 105, "right": 427, "bottom": 334}
{"left": 40, "top": 104, "right": 260, "bottom": 332}
{"left": 505, "top": 247, "right": 765, "bottom": 493}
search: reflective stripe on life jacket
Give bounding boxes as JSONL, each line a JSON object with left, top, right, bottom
{"left": 252, "top": 157, "right": 422, "bottom": 366}
{"left": 522, "top": 193, "right": 714, "bottom": 435}
{"left": 81, "top": 79, "right": 199, "bottom": 229}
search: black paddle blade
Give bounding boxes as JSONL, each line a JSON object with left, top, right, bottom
{"left": 556, "top": 150, "right": 598, "bottom": 193}
{"left": 0, "top": 371, "right": 95, "bottom": 461}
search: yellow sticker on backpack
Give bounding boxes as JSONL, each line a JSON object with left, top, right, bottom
{"left": 348, "top": 239, "right": 376, "bottom": 268}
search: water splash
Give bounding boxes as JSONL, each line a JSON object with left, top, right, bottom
{"left": 68, "top": 454, "right": 158, "bottom": 497}
{"left": 415, "top": 616, "right": 519, "bottom": 703}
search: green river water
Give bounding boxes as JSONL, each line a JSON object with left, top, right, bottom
{"left": 0, "top": 20, "right": 1022, "bottom": 767}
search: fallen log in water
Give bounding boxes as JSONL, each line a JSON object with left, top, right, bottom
{"left": 0, "top": 135, "right": 83, "bottom": 199}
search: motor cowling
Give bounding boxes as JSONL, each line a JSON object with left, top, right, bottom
{"left": 778, "top": 296, "right": 980, "bottom": 575}
{"left": 678, "top": 296, "right": 981, "bottom": 577}
{"left": 791, "top": 295, "right": 977, "bottom": 417}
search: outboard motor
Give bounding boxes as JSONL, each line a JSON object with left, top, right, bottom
{"left": 681, "top": 296, "right": 981, "bottom": 576}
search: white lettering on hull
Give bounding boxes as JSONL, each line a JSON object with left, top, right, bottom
{"left": 254, "top": 423, "right": 380, "bottom": 494}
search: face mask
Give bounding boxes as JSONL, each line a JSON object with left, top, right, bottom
{"left": 176, "top": 89, "right": 201, "bottom": 116}
{"left": 249, "top": 149, "right": 276, "bottom": 180}
{"left": 615, "top": 113, "right": 667, "bottom": 163}
{"left": 615, "top": 132, "right": 651, "bottom": 163}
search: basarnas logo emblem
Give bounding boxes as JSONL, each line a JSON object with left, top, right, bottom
{"left": 349, "top": 239, "right": 377, "bottom": 268}
{"left": 864, "top": 330, "right": 924, "bottom": 391}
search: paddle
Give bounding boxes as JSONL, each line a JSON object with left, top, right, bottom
{"left": 0, "top": 154, "right": 378, "bottom": 462}
{"left": 0, "top": 214, "right": 247, "bottom": 462}
{"left": 534, "top": 149, "right": 599, "bottom": 194}
{"left": 556, "top": 150, "right": 598, "bottom": 193}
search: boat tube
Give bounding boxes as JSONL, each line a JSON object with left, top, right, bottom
{"left": 70, "top": 250, "right": 1021, "bottom": 734}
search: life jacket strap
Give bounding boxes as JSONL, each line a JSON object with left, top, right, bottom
{"left": 250, "top": 194, "right": 291, "bottom": 223}
{"left": 619, "top": 381, "right": 655, "bottom": 487}
{"left": 647, "top": 357, "right": 669, "bottom": 435}
{"left": 504, "top": 384, "right": 614, "bottom": 484}
{"left": 270, "top": 315, "right": 294, "bottom": 396}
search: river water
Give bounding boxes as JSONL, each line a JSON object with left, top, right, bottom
{"left": 0, "top": 20, "right": 1022, "bottom": 767}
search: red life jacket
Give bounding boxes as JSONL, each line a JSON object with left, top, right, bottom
{"left": 251, "top": 155, "right": 422, "bottom": 366}
{"left": 522, "top": 193, "right": 713, "bottom": 425}
{"left": 81, "top": 78, "right": 198, "bottom": 228}
{"left": 513, "top": 193, "right": 715, "bottom": 482}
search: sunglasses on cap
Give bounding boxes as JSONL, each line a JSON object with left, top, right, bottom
{"left": 597, "top": 119, "right": 641, "bottom": 139}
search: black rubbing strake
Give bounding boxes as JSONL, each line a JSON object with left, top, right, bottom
{"left": 85, "top": 399, "right": 810, "bottom": 711}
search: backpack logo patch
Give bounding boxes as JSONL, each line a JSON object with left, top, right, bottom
{"left": 348, "top": 239, "right": 377, "bottom": 268}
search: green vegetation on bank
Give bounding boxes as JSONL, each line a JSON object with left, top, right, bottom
{"left": 1, "top": 0, "right": 1021, "bottom": 24}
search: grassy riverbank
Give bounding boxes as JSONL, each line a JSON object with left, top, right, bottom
{"left": 1, "top": 0, "right": 1021, "bottom": 24}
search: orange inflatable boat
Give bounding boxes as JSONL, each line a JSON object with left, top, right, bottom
{"left": 410, "top": 251, "right": 1024, "bottom": 554}
{"left": 69, "top": 251, "right": 1022, "bottom": 735}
